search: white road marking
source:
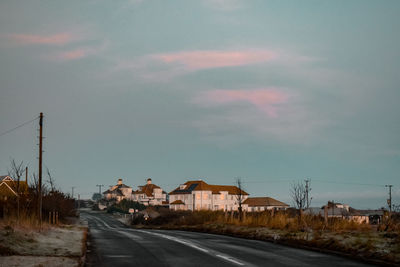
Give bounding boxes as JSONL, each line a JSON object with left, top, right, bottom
{"left": 137, "top": 230, "right": 209, "bottom": 253}
{"left": 86, "top": 214, "right": 113, "bottom": 229}
{"left": 216, "top": 254, "right": 245, "bottom": 266}
{"left": 118, "top": 230, "right": 144, "bottom": 240}
{"left": 136, "top": 230, "right": 245, "bottom": 266}
{"left": 104, "top": 255, "right": 133, "bottom": 258}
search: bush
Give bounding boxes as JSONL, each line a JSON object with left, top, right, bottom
{"left": 107, "top": 199, "right": 146, "bottom": 214}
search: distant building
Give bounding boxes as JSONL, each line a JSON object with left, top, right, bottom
{"left": 242, "top": 197, "right": 289, "bottom": 212}
{"left": 0, "top": 175, "right": 29, "bottom": 218}
{"left": 103, "top": 179, "right": 132, "bottom": 202}
{"left": 0, "top": 175, "right": 29, "bottom": 200}
{"left": 304, "top": 201, "right": 378, "bottom": 224}
{"left": 131, "top": 178, "right": 167, "bottom": 206}
{"left": 169, "top": 180, "right": 249, "bottom": 211}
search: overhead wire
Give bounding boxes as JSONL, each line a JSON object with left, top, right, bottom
{"left": 0, "top": 116, "right": 38, "bottom": 137}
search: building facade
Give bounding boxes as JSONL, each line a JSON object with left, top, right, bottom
{"left": 242, "top": 197, "right": 289, "bottom": 212}
{"left": 103, "top": 178, "right": 132, "bottom": 202}
{"left": 131, "top": 178, "right": 167, "bottom": 206}
{"left": 169, "top": 180, "right": 249, "bottom": 211}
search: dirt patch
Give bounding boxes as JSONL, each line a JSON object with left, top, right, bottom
{"left": 0, "top": 256, "right": 79, "bottom": 267}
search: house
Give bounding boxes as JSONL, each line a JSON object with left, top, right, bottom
{"left": 169, "top": 180, "right": 249, "bottom": 211}
{"left": 242, "top": 197, "right": 289, "bottom": 212}
{"left": 304, "top": 202, "right": 372, "bottom": 224}
{"left": 0, "top": 175, "right": 29, "bottom": 218}
{"left": 131, "top": 178, "right": 167, "bottom": 206}
{"left": 103, "top": 178, "right": 132, "bottom": 202}
{"left": 0, "top": 175, "right": 29, "bottom": 200}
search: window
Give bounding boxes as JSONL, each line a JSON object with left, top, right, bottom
{"left": 196, "top": 193, "right": 201, "bottom": 200}
{"left": 203, "top": 193, "right": 208, "bottom": 200}
{"left": 220, "top": 194, "right": 225, "bottom": 200}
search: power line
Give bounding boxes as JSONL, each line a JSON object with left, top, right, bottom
{"left": 311, "top": 179, "right": 386, "bottom": 187}
{"left": 0, "top": 117, "right": 38, "bottom": 137}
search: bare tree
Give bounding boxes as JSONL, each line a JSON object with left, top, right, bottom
{"left": 8, "top": 158, "right": 25, "bottom": 193}
{"left": 235, "top": 177, "right": 245, "bottom": 222}
{"left": 8, "top": 158, "right": 26, "bottom": 221}
{"left": 290, "top": 181, "right": 307, "bottom": 222}
{"left": 46, "top": 167, "right": 56, "bottom": 193}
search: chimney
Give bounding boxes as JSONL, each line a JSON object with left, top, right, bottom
{"left": 118, "top": 179, "right": 123, "bottom": 185}
{"left": 147, "top": 178, "right": 152, "bottom": 185}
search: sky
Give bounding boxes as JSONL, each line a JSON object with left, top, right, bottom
{"left": 0, "top": 0, "right": 399, "bottom": 209}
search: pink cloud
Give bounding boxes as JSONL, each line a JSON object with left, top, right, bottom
{"left": 46, "top": 42, "right": 108, "bottom": 61}
{"left": 154, "top": 50, "right": 277, "bottom": 71}
{"left": 8, "top": 33, "right": 74, "bottom": 46}
{"left": 198, "top": 89, "right": 289, "bottom": 117}
{"left": 55, "top": 49, "right": 86, "bottom": 60}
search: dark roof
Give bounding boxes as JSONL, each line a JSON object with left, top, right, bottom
{"left": 133, "top": 183, "right": 161, "bottom": 197}
{"left": 103, "top": 188, "right": 124, "bottom": 196}
{"left": 169, "top": 180, "right": 249, "bottom": 195}
{"left": 243, "top": 197, "right": 289, "bottom": 207}
{"left": 114, "top": 189, "right": 124, "bottom": 196}
{"left": 170, "top": 200, "right": 185, "bottom": 205}
{"left": 304, "top": 207, "right": 351, "bottom": 216}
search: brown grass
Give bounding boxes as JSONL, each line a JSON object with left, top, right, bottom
{"left": 130, "top": 209, "right": 400, "bottom": 265}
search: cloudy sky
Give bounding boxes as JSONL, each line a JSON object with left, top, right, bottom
{"left": 0, "top": 0, "right": 399, "bottom": 209}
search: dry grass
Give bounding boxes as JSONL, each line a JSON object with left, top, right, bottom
{"left": 131, "top": 209, "right": 400, "bottom": 265}
{"left": 0, "top": 221, "right": 86, "bottom": 257}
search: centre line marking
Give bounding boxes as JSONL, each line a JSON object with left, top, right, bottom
{"left": 216, "top": 254, "right": 245, "bottom": 266}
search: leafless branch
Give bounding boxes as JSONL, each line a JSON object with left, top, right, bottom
{"left": 290, "top": 181, "right": 307, "bottom": 211}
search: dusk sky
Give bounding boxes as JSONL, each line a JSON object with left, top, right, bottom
{"left": 0, "top": 0, "right": 399, "bottom": 209}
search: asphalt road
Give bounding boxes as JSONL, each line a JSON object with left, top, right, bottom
{"left": 81, "top": 211, "right": 373, "bottom": 267}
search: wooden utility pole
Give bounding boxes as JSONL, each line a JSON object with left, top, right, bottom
{"left": 385, "top": 185, "right": 393, "bottom": 213}
{"left": 38, "top": 112, "right": 43, "bottom": 225}
{"left": 305, "top": 179, "right": 311, "bottom": 209}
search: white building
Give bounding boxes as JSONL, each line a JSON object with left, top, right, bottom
{"left": 103, "top": 179, "right": 132, "bottom": 202}
{"left": 242, "top": 197, "right": 289, "bottom": 212}
{"left": 169, "top": 180, "right": 249, "bottom": 211}
{"left": 131, "top": 178, "right": 167, "bottom": 206}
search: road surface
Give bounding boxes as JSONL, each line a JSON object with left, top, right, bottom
{"left": 81, "top": 211, "right": 372, "bottom": 267}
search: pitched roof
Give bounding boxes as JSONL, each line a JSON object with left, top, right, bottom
{"left": 0, "top": 175, "right": 12, "bottom": 180}
{"left": 0, "top": 175, "right": 29, "bottom": 197}
{"left": 103, "top": 188, "right": 124, "bottom": 196}
{"left": 243, "top": 197, "right": 289, "bottom": 207}
{"left": 114, "top": 189, "right": 124, "bottom": 196}
{"left": 133, "top": 183, "right": 161, "bottom": 197}
{"left": 170, "top": 200, "right": 185, "bottom": 205}
{"left": 169, "top": 180, "right": 249, "bottom": 195}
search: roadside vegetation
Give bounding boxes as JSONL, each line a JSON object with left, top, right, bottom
{"left": 130, "top": 208, "right": 400, "bottom": 265}
{"left": 106, "top": 199, "right": 146, "bottom": 214}
{"left": 0, "top": 159, "right": 87, "bottom": 266}
{"left": 1, "top": 159, "right": 76, "bottom": 226}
